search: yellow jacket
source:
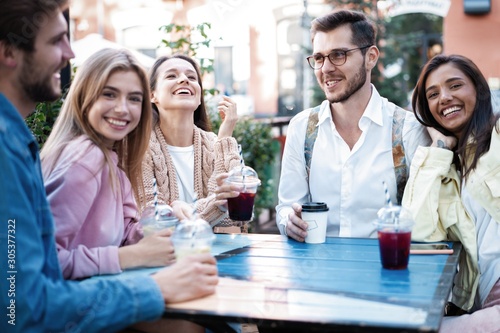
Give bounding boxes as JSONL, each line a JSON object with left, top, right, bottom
{"left": 402, "top": 122, "right": 500, "bottom": 311}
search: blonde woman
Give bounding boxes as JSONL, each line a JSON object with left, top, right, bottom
{"left": 41, "top": 48, "right": 176, "bottom": 280}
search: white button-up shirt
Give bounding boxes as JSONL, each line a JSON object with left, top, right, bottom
{"left": 276, "top": 86, "right": 430, "bottom": 238}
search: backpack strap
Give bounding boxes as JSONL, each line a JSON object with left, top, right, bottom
{"left": 392, "top": 106, "right": 408, "bottom": 205}
{"left": 304, "top": 105, "right": 321, "bottom": 202}
{"left": 303, "top": 103, "right": 408, "bottom": 205}
{"left": 304, "top": 105, "right": 321, "bottom": 182}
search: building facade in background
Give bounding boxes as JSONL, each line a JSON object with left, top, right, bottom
{"left": 69, "top": 0, "right": 500, "bottom": 117}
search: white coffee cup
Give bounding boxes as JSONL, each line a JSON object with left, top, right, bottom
{"left": 302, "top": 202, "right": 329, "bottom": 244}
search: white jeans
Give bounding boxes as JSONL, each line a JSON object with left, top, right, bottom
{"left": 440, "top": 279, "right": 500, "bottom": 333}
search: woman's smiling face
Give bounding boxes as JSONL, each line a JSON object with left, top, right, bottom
{"left": 151, "top": 58, "right": 202, "bottom": 113}
{"left": 425, "top": 63, "right": 477, "bottom": 139}
{"left": 87, "top": 70, "right": 143, "bottom": 147}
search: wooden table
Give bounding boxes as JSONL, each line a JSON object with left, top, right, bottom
{"left": 112, "top": 234, "right": 461, "bottom": 332}
{"left": 171, "top": 234, "right": 461, "bottom": 332}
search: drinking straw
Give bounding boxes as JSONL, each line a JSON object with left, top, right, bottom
{"left": 382, "top": 181, "right": 398, "bottom": 227}
{"left": 153, "top": 178, "right": 159, "bottom": 221}
{"left": 238, "top": 144, "right": 244, "bottom": 167}
{"left": 191, "top": 193, "right": 198, "bottom": 219}
{"left": 382, "top": 181, "right": 392, "bottom": 207}
{"left": 190, "top": 194, "right": 199, "bottom": 247}
{"left": 238, "top": 144, "right": 247, "bottom": 191}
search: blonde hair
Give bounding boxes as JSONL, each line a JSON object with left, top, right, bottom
{"left": 41, "top": 48, "right": 152, "bottom": 207}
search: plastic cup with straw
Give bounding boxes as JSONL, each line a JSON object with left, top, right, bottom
{"left": 171, "top": 193, "right": 215, "bottom": 259}
{"left": 225, "top": 145, "right": 261, "bottom": 222}
{"left": 373, "top": 181, "right": 414, "bottom": 270}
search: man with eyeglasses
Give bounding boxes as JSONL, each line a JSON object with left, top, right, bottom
{"left": 276, "top": 9, "right": 430, "bottom": 242}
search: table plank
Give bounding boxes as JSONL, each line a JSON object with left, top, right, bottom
{"left": 93, "top": 233, "right": 460, "bottom": 332}
{"left": 163, "top": 234, "right": 461, "bottom": 332}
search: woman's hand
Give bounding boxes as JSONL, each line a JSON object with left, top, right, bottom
{"left": 427, "top": 127, "right": 457, "bottom": 150}
{"left": 214, "top": 173, "right": 241, "bottom": 211}
{"left": 171, "top": 200, "right": 194, "bottom": 221}
{"left": 119, "top": 229, "right": 175, "bottom": 269}
{"left": 217, "top": 96, "right": 238, "bottom": 138}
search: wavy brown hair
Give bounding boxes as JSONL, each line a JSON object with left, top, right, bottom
{"left": 412, "top": 54, "right": 499, "bottom": 179}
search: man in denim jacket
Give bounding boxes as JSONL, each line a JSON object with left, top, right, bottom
{"left": 0, "top": 1, "right": 217, "bottom": 332}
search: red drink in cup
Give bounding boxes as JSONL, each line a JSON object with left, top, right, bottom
{"left": 227, "top": 192, "right": 256, "bottom": 221}
{"left": 225, "top": 165, "right": 260, "bottom": 223}
{"left": 378, "top": 229, "right": 411, "bottom": 269}
{"left": 373, "top": 205, "right": 414, "bottom": 270}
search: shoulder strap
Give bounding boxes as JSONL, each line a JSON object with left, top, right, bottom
{"left": 304, "top": 105, "right": 321, "bottom": 182}
{"left": 392, "top": 106, "right": 408, "bottom": 205}
{"left": 304, "top": 103, "right": 408, "bottom": 205}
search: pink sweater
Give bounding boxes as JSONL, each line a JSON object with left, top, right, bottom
{"left": 44, "top": 136, "right": 143, "bottom": 279}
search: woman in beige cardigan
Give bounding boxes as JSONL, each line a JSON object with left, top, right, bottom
{"left": 140, "top": 54, "right": 244, "bottom": 233}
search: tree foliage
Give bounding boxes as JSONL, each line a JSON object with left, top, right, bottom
{"left": 25, "top": 96, "right": 64, "bottom": 149}
{"left": 321, "top": 1, "right": 443, "bottom": 107}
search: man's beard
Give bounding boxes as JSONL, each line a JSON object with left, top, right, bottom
{"left": 20, "top": 55, "right": 62, "bottom": 103}
{"left": 327, "top": 64, "right": 367, "bottom": 104}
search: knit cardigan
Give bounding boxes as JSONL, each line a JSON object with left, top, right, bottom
{"left": 141, "top": 124, "right": 241, "bottom": 226}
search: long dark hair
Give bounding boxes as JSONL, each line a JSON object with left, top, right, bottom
{"left": 148, "top": 54, "right": 212, "bottom": 132}
{"left": 412, "top": 54, "right": 499, "bottom": 179}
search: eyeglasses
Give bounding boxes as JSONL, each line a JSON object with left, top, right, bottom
{"left": 306, "top": 45, "right": 372, "bottom": 70}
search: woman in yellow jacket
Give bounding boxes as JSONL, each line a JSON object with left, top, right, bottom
{"left": 403, "top": 54, "right": 500, "bottom": 332}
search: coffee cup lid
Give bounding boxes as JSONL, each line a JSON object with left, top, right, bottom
{"left": 302, "top": 202, "right": 329, "bottom": 212}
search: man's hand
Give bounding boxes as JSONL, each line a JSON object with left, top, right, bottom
{"left": 152, "top": 253, "right": 218, "bottom": 304}
{"left": 286, "top": 203, "right": 309, "bottom": 242}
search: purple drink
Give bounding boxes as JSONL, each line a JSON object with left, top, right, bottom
{"left": 378, "top": 230, "right": 411, "bottom": 270}
{"left": 227, "top": 192, "right": 256, "bottom": 221}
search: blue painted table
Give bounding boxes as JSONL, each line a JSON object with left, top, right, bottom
{"left": 163, "top": 233, "right": 461, "bottom": 333}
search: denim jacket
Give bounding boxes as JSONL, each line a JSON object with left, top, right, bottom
{"left": 0, "top": 94, "right": 164, "bottom": 333}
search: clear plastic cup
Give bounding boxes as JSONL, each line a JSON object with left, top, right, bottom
{"left": 373, "top": 205, "right": 414, "bottom": 270}
{"left": 171, "top": 218, "right": 215, "bottom": 260}
{"left": 225, "top": 165, "right": 261, "bottom": 222}
{"left": 140, "top": 204, "right": 179, "bottom": 236}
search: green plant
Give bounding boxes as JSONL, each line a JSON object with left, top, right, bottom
{"left": 209, "top": 113, "right": 280, "bottom": 218}
{"left": 158, "top": 22, "right": 215, "bottom": 76}
{"left": 26, "top": 97, "right": 64, "bottom": 148}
